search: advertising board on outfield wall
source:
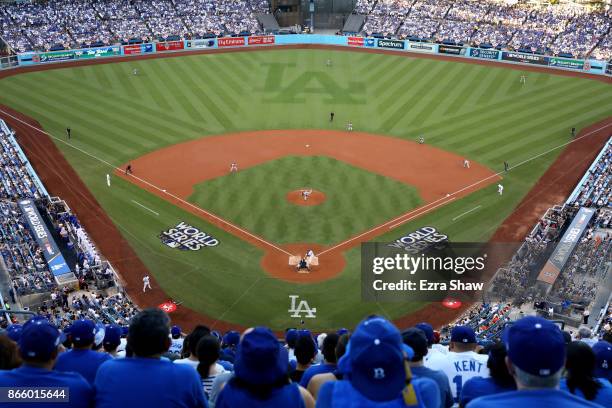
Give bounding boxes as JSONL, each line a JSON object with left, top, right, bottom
{"left": 347, "top": 37, "right": 364, "bottom": 47}
{"left": 377, "top": 39, "right": 404, "bottom": 49}
{"left": 407, "top": 43, "right": 436, "bottom": 53}
{"left": 248, "top": 36, "right": 275, "bottom": 45}
{"left": 469, "top": 48, "right": 499, "bottom": 60}
{"left": 122, "top": 43, "right": 154, "bottom": 55}
{"left": 438, "top": 45, "right": 467, "bottom": 55}
{"left": 548, "top": 57, "right": 584, "bottom": 70}
{"left": 74, "top": 46, "right": 121, "bottom": 59}
{"left": 185, "top": 39, "right": 216, "bottom": 49}
{"left": 502, "top": 51, "right": 549, "bottom": 65}
{"left": 218, "top": 37, "right": 246, "bottom": 47}
{"left": 155, "top": 41, "right": 184, "bottom": 52}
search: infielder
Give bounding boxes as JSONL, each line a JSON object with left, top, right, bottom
{"left": 143, "top": 275, "right": 152, "bottom": 292}
{"left": 498, "top": 184, "right": 504, "bottom": 195}
{"left": 346, "top": 121, "right": 353, "bottom": 132}
{"left": 463, "top": 159, "right": 470, "bottom": 169}
{"left": 106, "top": 174, "right": 111, "bottom": 187}
{"left": 418, "top": 136, "right": 424, "bottom": 144}
{"left": 230, "top": 162, "right": 238, "bottom": 172}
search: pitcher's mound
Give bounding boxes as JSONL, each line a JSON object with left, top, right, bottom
{"left": 286, "top": 189, "right": 326, "bottom": 206}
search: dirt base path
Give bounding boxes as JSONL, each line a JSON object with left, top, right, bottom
{"left": 118, "top": 130, "right": 499, "bottom": 283}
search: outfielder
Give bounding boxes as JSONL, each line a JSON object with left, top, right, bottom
{"left": 143, "top": 275, "right": 152, "bottom": 292}
{"left": 498, "top": 184, "right": 504, "bottom": 195}
{"left": 520, "top": 75, "right": 527, "bottom": 85}
{"left": 230, "top": 162, "right": 238, "bottom": 172}
{"left": 326, "top": 59, "right": 332, "bottom": 67}
{"left": 133, "top": 68, "right": 139, "bottom": 76}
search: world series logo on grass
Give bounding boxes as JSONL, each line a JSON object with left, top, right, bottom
{"left": 160, "top": 221, "right": 219, "bottom": 251}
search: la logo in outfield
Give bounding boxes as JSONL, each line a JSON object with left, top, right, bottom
{"left": 288, "top": 295, "right": 317, "bottom": 319}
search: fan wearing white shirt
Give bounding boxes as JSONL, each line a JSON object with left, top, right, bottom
{"left": 425, "top": 325, "right": 489, "bottom": 403}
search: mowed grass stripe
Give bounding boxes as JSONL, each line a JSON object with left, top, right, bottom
{"left": 408, "top": 64, "right": 475, "bottom": 128}
{"left": 165, "top": 58, "right": 235, "bottom": 130}
{"left": 214, "top": 54, "right": 252, "bottom": 86}
{"left": 375, "top": 60, "right": 440, "bottom": 115}
{"left": 154, "top": 59, "right": 209, "bottom": 124}
{"left": 182, "top": 59, "right": 241, "bottom": 109}
{"left": 136, "top": 61, "right": 175, "bottom": 112}
{"left": 50, "top": 70, "right": 205, "bottom": 135}
{"left": 91, "top": 65, "right": 114, "bottom": 90}
{"left": 415, "top": 80, "right": 590, "bottom": 138}
{"left": 201, "top": 57, "right": 249, "bottom": 97}
{"left": 479, "top": 103, "right": 612, "bottom": 163}
{"left": 442, "top": 81, "right": 604, "bottom": 152}
{"left": 364, "top": 55, "right": 403, "bottom": 85}
{"left": 381, "top": 62, "right": 452, "bottom": 132}
{"left": 107, "top": 63, "right": 142, "bottom": 99}
{"left": 371, "top": 59, "right": 425, "bottom": 96}
{"left": 21, "top": 75, "right": 194, "bottom": 144}
{"left": 444, "top": 66, "right": 499, "bottom": 117}
{"left": 2, "top": 92, "right": 140, "bottom": 158}
{"left": 359, "top": 54, "right": 386, "bottom": 75}
{"left": 439, "top": 65, "right": 498, "bottom": 117}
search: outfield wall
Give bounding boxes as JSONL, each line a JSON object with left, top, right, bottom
{"left": 13, "top": 35, "right": 611, "bottom": 77}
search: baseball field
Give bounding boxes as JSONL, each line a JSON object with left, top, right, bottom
{"left": 0, "top": 46, "right": 610, "bottom": 331}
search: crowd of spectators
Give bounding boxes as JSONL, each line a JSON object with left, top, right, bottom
{"left": 0, "top": 0, "right": 264, "bottom": 53}
{"left": 356, "top": 0, "right": 611, "bottom": 59}
{"left": 569, "top": 140, "right": 612, "bottom": 209}
{"left": 2, "top": 310, "right": 612, "bottom": 407}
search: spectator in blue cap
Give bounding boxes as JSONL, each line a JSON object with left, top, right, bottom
{"left": 560, "top": 341, "right": 612, "bottom": 406}
{"left": 285, "top": 328, "right": 298, "bottom": 361}
{"left": 426, "top": 325, "right": 488, "bottom": 402}
{"left": 216, "top": 327, "right": 314, "bottom": 408}
{"left": 300, "top": 333, "right": 339, "bottom": 389}
{"left": 470, "top": 316, "right": 602, "bottom": 408}
{"left": 459, "top": 342, "right": 516, "bottom": 407}
{"left": 317, "top": 316, "right": 440, "bottom": 407}
{"left": 307, "top": 333, "right": 350, "bottom": 399}
{"left": 220, "top": 330, "right": 240, "bottom": 363}
{"left": 0, "top": 318, "right": 93, "bottom": 408}
{"left": 102, "top": 324, "right": 122, "bottom": 358}
{"left": 592, "top": 341, "right": 612, "bottom": 383}
{"left": 54, "top": 319, "right": 112, "bottom": 385}
{"left": 6, "top": 324, "right": 22, "bottom": 342}
{"left": 0, "top": 334, "right": 21, "bottom": 370}
{"left": 94, "top": 308, "right": 207, "bottom": 408}
{"left": 168, "top": 325, "right": 184, "bottom": 356}
{"left": 402, "top": 328, "right": 453, "bottom": 408}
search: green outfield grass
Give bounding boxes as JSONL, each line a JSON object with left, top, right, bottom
{"left": 0, "top": 48, "right": 610, "bottom": 330}
{"left": 189, "top": 155, "right": 422, "bottom": 245}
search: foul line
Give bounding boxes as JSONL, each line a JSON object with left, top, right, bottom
{"left": 318, "top": 121, "right": 612, "bottom": 256}
{"left": 452, "top": 205, "right": 481, "bottom": 222}
{"left": 0, "top": 108, "right": 293, "bottom": 257}
{"left": 131, "top": 200, "right": 159, "bottom": 216}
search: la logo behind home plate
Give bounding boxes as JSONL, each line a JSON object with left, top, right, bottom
{"left": 288, "top": 295, "right": 316, "bottom": 319}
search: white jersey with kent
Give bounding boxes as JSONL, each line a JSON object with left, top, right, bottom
{"left": 425, "top": 350, "right": 489, "bottom": 401}
{"left": 169, "top": 337, "right": 184, "bottom": 354}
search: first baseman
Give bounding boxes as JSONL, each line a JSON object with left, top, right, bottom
{"left": 143, "top": 275, "right": 152, "bottom": 292}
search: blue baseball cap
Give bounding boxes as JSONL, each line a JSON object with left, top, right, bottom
{"left": 340, "top": 316, "right": 406, "bottom": 402}
{"left": 223, "top": 330, "right": 240, "bottom": 347}
{"left": 235, "top": 327, "right": 288, "bottom": 385}
{"left": 6, "top": 324, "right": 22, "bottom": 342}
{"left": 70, "top": 319, "right": 96, "bottom": 346}
{"left": 337, "top": 328, "right": 350, "bottom": 336}
{"left": 171, "top": 325, "right": 181, "bottom": 337}
{"left": 451, "top": 325, "right": 477, "bottom": 344}
{"left": 592, "top": 341, "right": 612, "bottom": 382}
{"left": 503, "top": 316, "right": 564, "bottom": 377}
{"left": 103, "top": 324, "right": 122, "bottom": 349}
{"left": 415, "top": 323, "right": 434, "bottom": 345}
{"left": 285, "top": 328, "right": 298, "bottom": 346}
{"left": 18, "top": 319, "right": 62, "bottom": 360}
